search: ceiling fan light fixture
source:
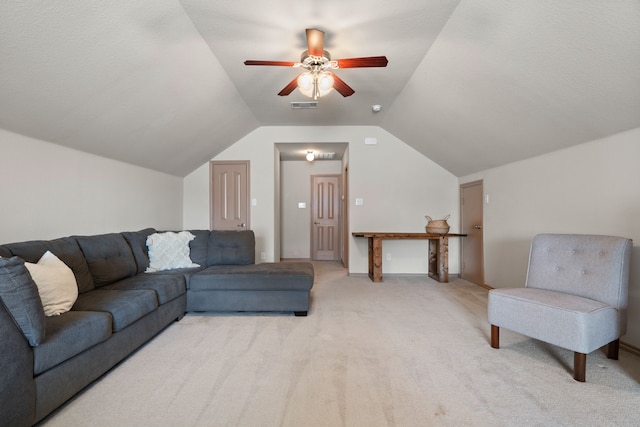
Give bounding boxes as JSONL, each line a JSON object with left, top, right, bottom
{"left": 244, "top": 28, "right": 388, "bottom": 99}
{"left": 297, "top": 70, "right": 334, "bottom": 100}
{"left": 317, "top": 71, "right": 334, "bottom": 93}
{"left": 297, "top": 72, "right": 315, "bottom": 97}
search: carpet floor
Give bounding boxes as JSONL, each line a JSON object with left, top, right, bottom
{"left": 40, "top": 261, "right": 640, "bottom": 426}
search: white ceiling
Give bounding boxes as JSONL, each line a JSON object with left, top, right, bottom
{"left": 1, "top": 1, "right": 638, "bottom": 177}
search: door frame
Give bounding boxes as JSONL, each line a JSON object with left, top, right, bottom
{"left": 342, "top": 164, "right": 349, "bottom": 268}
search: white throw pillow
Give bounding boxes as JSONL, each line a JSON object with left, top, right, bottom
{"left": 24, "top": 251, "right": 78, "bottom": 316}
{"left": 146, "top": 231, "right": 200, "bottom": 272}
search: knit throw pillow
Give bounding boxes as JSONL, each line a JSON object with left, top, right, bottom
{"left": 145, "top": 231, "right": 200, "bottom": 272}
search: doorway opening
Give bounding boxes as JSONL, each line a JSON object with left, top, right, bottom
{"left": 276, "top": 143, "right": 349, "bottom": 267}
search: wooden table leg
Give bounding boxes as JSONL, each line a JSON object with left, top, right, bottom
{"left": 368, "top": 236, "right": 383, "bottom": 282}
{"left": 428, "top": 236, "right": 449, "bottom": 282}
{"left": 428, "top": 239, "right": 437, "bottom": 280}
{"left": 439, "top": 236, "right": 449, "bottom": 282}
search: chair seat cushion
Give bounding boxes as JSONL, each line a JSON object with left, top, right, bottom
{"left": 34, "top": 310, "right": 111, "bottom": 375}
{"left": 488, "top": 287, "right": 619, "bottom": 354}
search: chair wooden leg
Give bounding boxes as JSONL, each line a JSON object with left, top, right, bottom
{"left": 607, "top": 339, "right": 620, "bottom": 360}
{"left": 574, "top": 352, "right": 586, "bottom": 382}
{"left": 491, "top": 325, "right": 500, "bottom": 349}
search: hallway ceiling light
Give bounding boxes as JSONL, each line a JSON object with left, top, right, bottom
{"left": 306, "top": 151, "right": 315, "bottom": 161}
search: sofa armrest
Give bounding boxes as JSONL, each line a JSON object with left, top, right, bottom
{"left": 0, "top": 299, "right": 36, "bottom": 427}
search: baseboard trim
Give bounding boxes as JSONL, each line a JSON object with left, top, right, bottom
{"left": 348, "top": 273, "right": 463, "bottom": 280}
{"left": 621, "top": 341, "right": 640, "bottom": 357}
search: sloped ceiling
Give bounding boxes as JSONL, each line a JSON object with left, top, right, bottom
{"left": 1, "top": 1, "right": 638, "bottom": 177}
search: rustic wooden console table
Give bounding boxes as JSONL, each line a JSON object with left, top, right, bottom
{"left": 352, "top": 232, "right": 466, "bottom": 283}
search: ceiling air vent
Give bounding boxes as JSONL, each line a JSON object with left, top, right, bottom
{"left": 317, "top": 152, "right": 336, "bottom": 160}
{"left": 290, "top": 101, "right": 318, "bottom": 109}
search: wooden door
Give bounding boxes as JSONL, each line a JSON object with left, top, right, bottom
{"left": 461, "top": 180, "right": 484, "bottom": 286}
{"left": 210, "top": 161, "right": 249, "bottom": 230}
{"left": 311, "top": 175, "right": 340, "bottom": 260}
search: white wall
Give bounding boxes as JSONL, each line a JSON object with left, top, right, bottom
{"left": 183, "top": 126, "right": 461, "bottom": 274}
{"left": 281, "top": 160, "right": 342, "bottom": 259}
{"left": 0, "top": 129, "right": 183, "bottom": 243}
{"left": 460, "top": 127, "right": 640, "bottom": 348}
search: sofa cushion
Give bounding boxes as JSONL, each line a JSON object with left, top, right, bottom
{"left": 206, "top": 230, "right": 255, "bottom": 266}
{"left": 33, "top": 310, "right": 112, "bottom": 375}
{"left": 72, "top": 289, "right": 158, "bottom": 332}
{"left": 0, "top": 256, "right": 46, "bottom": 346}
{"left": 186, "top": 230, "right": 210, "bottom": 267}
{"left": 190, "top": 262, "right": 314, "bottom": 292}
{"left": 24, "top": 251, "right": 78, "bottom": 316}
{"left": 3, "top": 237, "right": 95, "bottom": 293}
{"left": 75, "top": 234, "right": 137, "bottom": 286}
{"left": 0, "top": 246, "right": 12, "bottom": 258}
{"left": 121, "top": 228, "right": 156, "bottom": 274}
{"left": 102, "top": 274, "right": 186, "bottom": 305}
{"left": 146, "top": 268, "right": 202, "bottom": 290}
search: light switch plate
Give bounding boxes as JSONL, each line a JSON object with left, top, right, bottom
{"left": 355, "top": 198, "right": 364, "bottom": 206}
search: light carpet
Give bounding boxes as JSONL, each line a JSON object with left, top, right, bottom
{"left": 40, "top": 261, "right": 640, "bottom": 426}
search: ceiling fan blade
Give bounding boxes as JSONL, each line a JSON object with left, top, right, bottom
{"left": 244, "top": 60, "right": 297, "bottom": 67}
{"left": 306, "top": 28, "right": 325, "bottom": 57}
{"left": 277, "top": 77, "right": 299, "bottom": 96}
{"left": 332, "top": 74, "right": 355, "bottom": 97}
{"left": 335, "top": 56, "right": 389, "bottom": 68}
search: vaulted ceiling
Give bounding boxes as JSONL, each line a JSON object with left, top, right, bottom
{"left": 1, "top": 1, "right": 638, "bottom": 177}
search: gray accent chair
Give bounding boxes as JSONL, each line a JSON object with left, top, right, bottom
{"left": 488, "top": 234, "right": 632, "bottom": 382}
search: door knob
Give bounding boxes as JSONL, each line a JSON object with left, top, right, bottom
{"left": 474, "top": 225, "right": 482, "bottom": 229}
{"left": 237, "top": 223, "right": 246, "bottom": 228}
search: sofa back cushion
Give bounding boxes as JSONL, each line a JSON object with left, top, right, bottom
{"left": 0, "top": 256, "right": 46, "bottom": 346}
{"left": 0, "top": 246, "right": 11, "bottom": 258}
{"left": 2, "top": 237, "right": 95, "bottom": 293}
{"left": 121, "top": 228, "right": 156, "bottom": 274}
{"left": 186, "top": 230, "right": 210, "bottom": 266}
{"left": 75, "top": 233, "right": 137, "bottom": 286}
{"left": 206, "top": 230, "right": 255, "bottom": 266}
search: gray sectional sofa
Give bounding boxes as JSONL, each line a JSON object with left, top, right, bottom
{"left": 0, "top": 228, "right": 314, "bottom": 427}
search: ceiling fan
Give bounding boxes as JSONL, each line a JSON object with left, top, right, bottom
{"left": 244, "top": 28, "right": 388, "bottom": 100}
